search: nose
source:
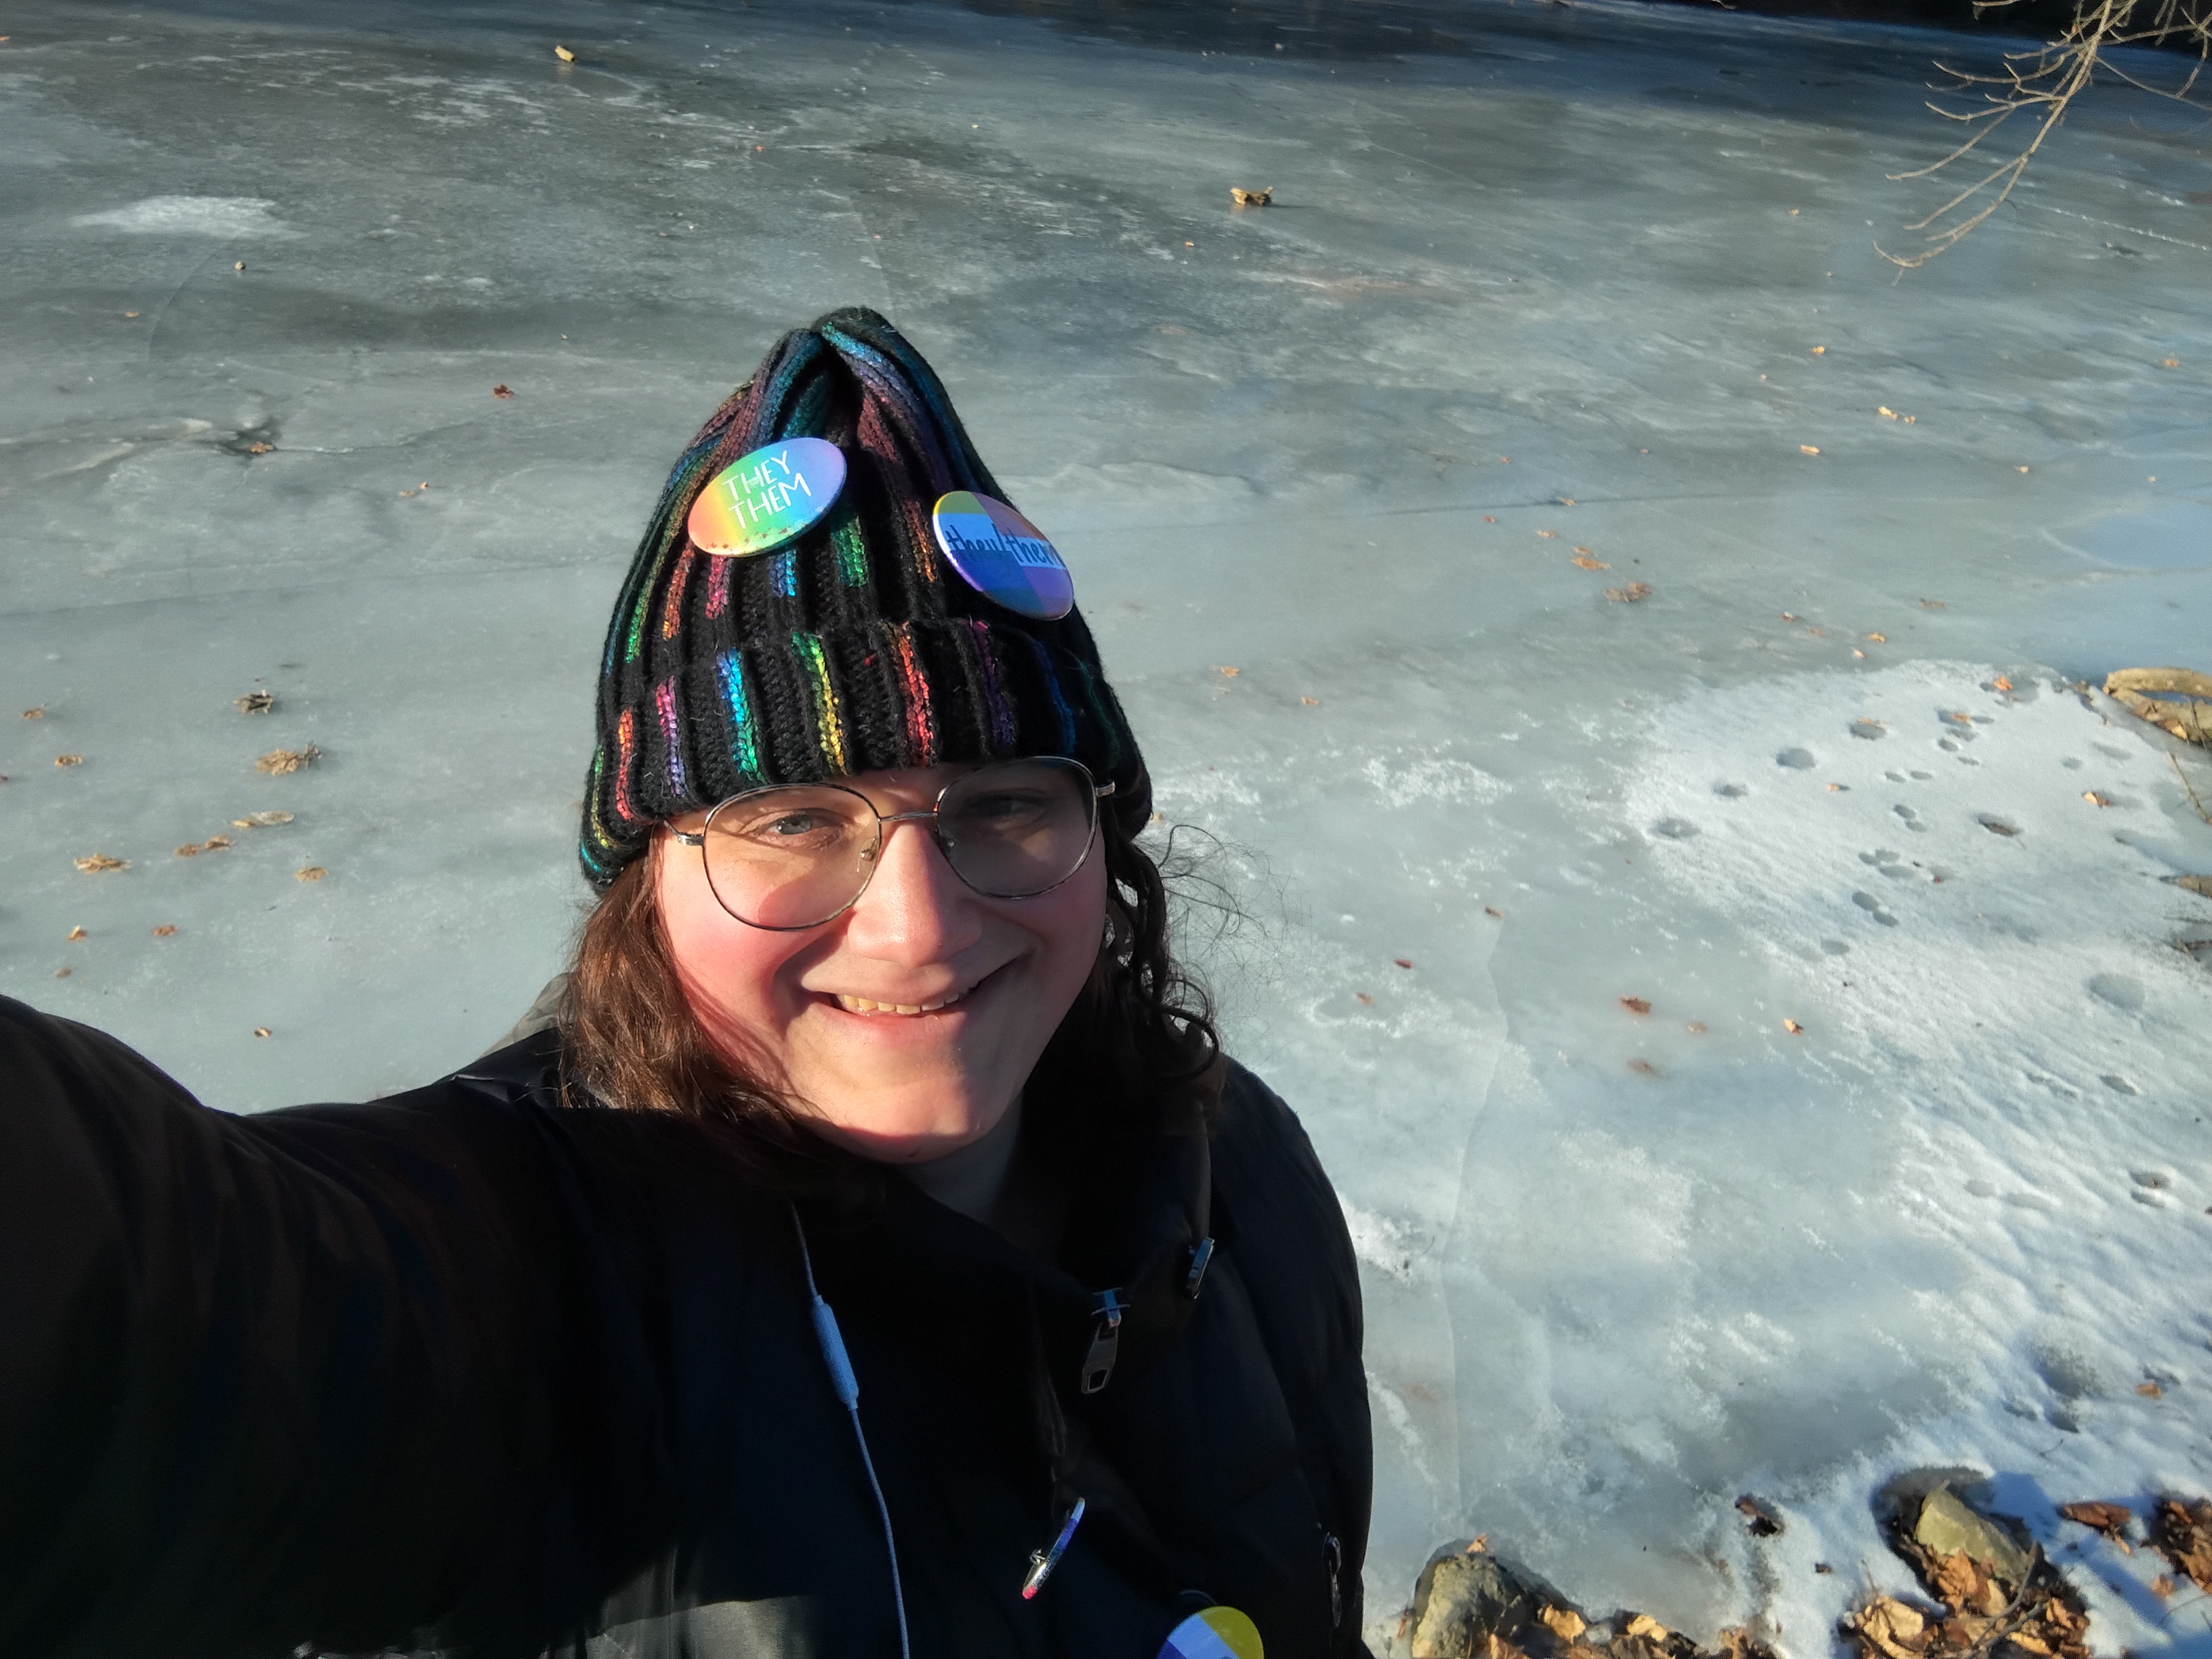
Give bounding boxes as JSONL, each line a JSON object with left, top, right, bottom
{"left": 839, "top": 818, "right": 984, "bottom": 968}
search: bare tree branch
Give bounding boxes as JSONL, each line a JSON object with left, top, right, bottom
{"left": 1883, "top": 0, "right": 2211, "bottom": 267}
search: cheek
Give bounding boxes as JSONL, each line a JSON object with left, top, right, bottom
{"left": 653, "top": 843, "right": 804, "bottom": 1034}
{"left": 1025, "top": 848, "right": 1110, "bottom": 1002}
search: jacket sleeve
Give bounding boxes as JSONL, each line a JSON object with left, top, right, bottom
{"left": 0, "top": 994, "right": 677, "bottom": 1659}
{"left": 1210, "top": 1063, "right": 1376, "bottom": 1658}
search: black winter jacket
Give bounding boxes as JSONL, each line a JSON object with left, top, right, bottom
{"left": 0, "top": 996, "right": 1372, "bottom": 1659}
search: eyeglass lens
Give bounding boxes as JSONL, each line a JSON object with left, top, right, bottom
{"left": 698, "top": 759, "right": 1099, "bottom": 929}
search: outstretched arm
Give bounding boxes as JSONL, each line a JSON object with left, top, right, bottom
{"left": 0, "top": 996, "right": 659, "bottom": 1659}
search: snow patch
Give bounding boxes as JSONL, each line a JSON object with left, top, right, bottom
{"left": 72, "top": 196, "right": 301, "bottom": 238}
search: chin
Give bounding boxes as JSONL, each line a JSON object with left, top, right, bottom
{"left": 800, "top": 1069, "right": 1005, "bottom": 1157}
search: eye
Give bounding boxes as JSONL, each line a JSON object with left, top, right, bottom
{"left": 716, "top": 799, "right": 867, "bottom": 851}
{"left": 955, "top": 790, "right": 1053, "bottom": 827}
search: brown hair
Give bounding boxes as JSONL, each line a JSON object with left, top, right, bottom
{"left": 558, "top": 812, "right": 1221, "bottom": 1189}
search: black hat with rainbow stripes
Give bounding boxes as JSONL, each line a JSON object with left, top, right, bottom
{"left": 580, "top": 308, "right": 1146, "bottom": 889}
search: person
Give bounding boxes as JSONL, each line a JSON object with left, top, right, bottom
{"left": 0, "top": 309, "right": 1371, "bottom": 1659}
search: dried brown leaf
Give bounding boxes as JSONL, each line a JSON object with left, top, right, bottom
{"left": 1606, "top": 583, "right": 1652, "bottom": 603}
{"left": 152, "top": 924, "right": 177, "bottom": 937}
{"left": 1394, "top": 958, "right": 1414, "bottom": 969}
{"left": 1850, "top": 1596, "right": 1929, "bottom": 1659}
{"left": 74, "top": 854, "right": 127, "bottom": 872}
{"left": 66, "top": 925, "right": 87, "bottom": 942}
{"left": 295, "top": 865, "right": 328, "bottom": 882}
{"left": 1572, "top": 555, "right": 1610, "bottom": 571}
{"left": 1540, "top": 1606, "right": 1588, "bottom": 1643}
{"left": 257, "top": 745, "right": 321, "bottom": 775}
{"left": 492, "top": 383, "right": 515, "bottom": 398}
{"left": 1354, "top": 991, "right": 1374, "bottom": 1006}
{"left": 1784, "top": 1019, "right": 1803, "bottom": 1033}
{"left": 253, "top": 1026, "right": 272, "bottom": 1038}
{"left": 22, "top": 706, "right": 43, "bottom": 718}
{"left": 2152, "top": 1498, "right": 2212, "bottom": 1591}
{"left": 1627, "top": 1059, "right": 1656, "bottom": 1076}
{"left": 2136, "top": 1381, "right": 2163, "bottom": 1399}
{"left": 1230, "top": 186, "right": 1273, "bottom": 207}
{"left": 1719, "top": 1630, "right": 1779, "bottom": 1659}
{"left": 554, "top": 43, "right": 575, "bottom": 60}
{"left": 232, "top": 810, "right": 294, "bottom": 827}
{"left": 55, "top": 754, "right": 83, "bottom": 767}
{"left": 1621, "top": 996, "right": 1652, "bottom": 1014}
{"left": 2057, "top": 1502, "right": 2135, "bottom": 1547}
{"left": 1623, "top": 1616, "right": 1667, "bottom": 1641}
{"left": 234, "top": 690, "right": 275, "bottom": 714}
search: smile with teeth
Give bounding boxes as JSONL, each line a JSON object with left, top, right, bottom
{"left": 833, "top": 985, "right": 970, "bottom": 1017}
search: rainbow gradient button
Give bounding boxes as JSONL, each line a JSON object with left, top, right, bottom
{"left": 930, "top": 491, "right": 1075, "bottom": 620}
{"left": 687, "top": 438, "right": 846, "bottom": 557}
{"left": 1158, "top": 1606, "right": 1264, "bottom": 1659}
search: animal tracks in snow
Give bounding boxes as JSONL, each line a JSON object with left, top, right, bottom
{"left": 1622, "top": 661, "right": 2207, "bottom": 1076}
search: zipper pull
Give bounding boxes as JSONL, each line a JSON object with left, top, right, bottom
{"left": 1183, "top": 1237, "right": 1216, "bottom": 1300}
{"left": 1322, "top": 1528, "right": 1344, "bottom": 1628}
{"left": 1079, "top": 1288, "right": 1124, "bottom": 1394}
{"left": 1021, "top": 1496, "right": 1087, "bottom": 1600}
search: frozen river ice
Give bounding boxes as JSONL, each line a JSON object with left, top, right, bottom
{"left": 3, "top": 0, "right": 2209, "bottom": 1650}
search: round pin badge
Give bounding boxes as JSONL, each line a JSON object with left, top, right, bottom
{"left": 687, "top": 437, "right": 846, "bottom": 557}
{"left": 1158, "top": 1606, "right": 1265, "bottom": 1659}
{"left": 930, "top": 491, "right": 1075, "bottom": 620}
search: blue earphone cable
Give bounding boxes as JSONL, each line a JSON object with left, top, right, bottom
{"left": 792, "top": 1208, "right": 913, "bottom": 1659}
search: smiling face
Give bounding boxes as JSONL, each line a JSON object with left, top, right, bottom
{"left": 655, "top": 764, "right": 1109, "bottom": 1162}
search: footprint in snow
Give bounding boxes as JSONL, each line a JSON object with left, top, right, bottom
{"left": 1851, "top": 890, "right": 1899, "bottom": 926}
{"left": 2087, "top": 972, "right": 2145, "bottom": 1012}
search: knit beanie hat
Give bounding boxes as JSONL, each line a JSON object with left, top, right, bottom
{"left": 579, "top": 307, "right": 1147, "bottom": 889}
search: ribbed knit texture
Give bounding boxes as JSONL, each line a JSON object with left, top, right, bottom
{"left": 581, "top": 308, "right": 1147, "bottom": 889}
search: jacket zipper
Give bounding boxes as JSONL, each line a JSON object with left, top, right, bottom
{"left": 1079, "top": 1288, "right": 1124, "bottom": 1394}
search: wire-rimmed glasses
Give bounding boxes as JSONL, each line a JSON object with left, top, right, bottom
{"left": 670, "top": 758, "right": 1114, "bottom": 930}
